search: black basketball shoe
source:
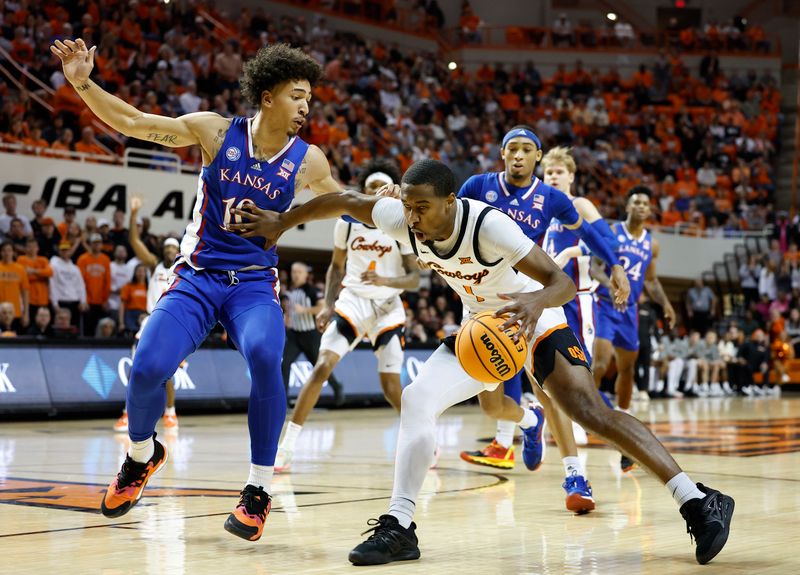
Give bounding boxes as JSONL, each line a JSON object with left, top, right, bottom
{"left": 680, "top": 483, "right": 735, "bottom": 564}
{"left": 348, "top": 514, "right": 421, "bottom": 565}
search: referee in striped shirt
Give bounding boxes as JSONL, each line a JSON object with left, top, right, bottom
{"left": 282, "top": 262, "right": 344, "bottom": 404}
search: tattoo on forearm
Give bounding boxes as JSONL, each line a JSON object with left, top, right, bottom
{"left": 147, "top": 133, "right": 178, "bottom": 144}
{"left": 75, "top": 82, "right": 91, "bottom": 92}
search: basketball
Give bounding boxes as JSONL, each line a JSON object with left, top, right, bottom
{"left": 455, "top": 311, "right": 528, "bottom": 383}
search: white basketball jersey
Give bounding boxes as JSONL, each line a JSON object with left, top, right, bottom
{"left": 146, "top": 261, "right": 172, "bottom": 313}
{"left": 401, "top": 199, "right": 541, "bottom": 315}
{"left": 333, "top": 219, "right": 412, "bottom": 300}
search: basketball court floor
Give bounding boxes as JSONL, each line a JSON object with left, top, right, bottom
{"left": 1, "top": 397, "right": 798, "bottom": 574}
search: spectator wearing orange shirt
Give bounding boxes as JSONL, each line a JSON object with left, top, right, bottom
{"left": 49, "top": 128, "right": 74, "bottom": 158}
{"left": 77, "top": 233, "right": 111, "bottom": 336}
{"left": 17, "top": 237, "right": 52, "bottom": 323}
{"left": 22, "top": 126, "right": 49, "bottom": 155}
{"left": 74, "top": 126, "right": 113, "bottom": 162}
{"left": 0, "top": 241, "right": 30, "bottom": 328}
{"left": 119, "top": 264, "right": 148, "bottom": 334}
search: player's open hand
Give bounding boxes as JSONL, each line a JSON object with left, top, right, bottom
{"left": 229, "top": 204, "right": 285, "bottom": 248}
{"left": 50, "top": 38, "right": 95, "bottom": 85}
{"left": 610, "top": 264, "right": 631, "bottom": 310}
{"left": 495, "top": 291, "right": 544, "bottom": 344}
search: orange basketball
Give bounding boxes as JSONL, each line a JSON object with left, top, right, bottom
{"left": 455, "top": 311, "right": 528, "bottom": 383}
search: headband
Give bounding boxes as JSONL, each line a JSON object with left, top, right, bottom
{"left": 365, "top": 171, "right": 394, "bottom": 187}
{"left": 502, "top": 128, "right": 541, "bottom": 150}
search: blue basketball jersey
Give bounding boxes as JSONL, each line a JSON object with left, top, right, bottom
{"left": 180, "top": 116, "right": 310, "bottom": 271}
{"left": 596, "top": 222, "right": 652, "bottom": 306}
{"left": 458, "top": 172, "right": 580, "bottom": 245}
{"left": 543, "top": 218, "right": 594, "bottom": 293}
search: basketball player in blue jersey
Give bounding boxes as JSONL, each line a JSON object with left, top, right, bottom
{"left": 235, "top": 159, "right": 735, "bottom": 566}
{"left": 457, "top": 127, "right": 626, "bottom": 514}
{"left": 591, "top": 186, "right": 677, "bottom": 472}
{"left": 51, "top": 38, "right": 341, "bottom": 541}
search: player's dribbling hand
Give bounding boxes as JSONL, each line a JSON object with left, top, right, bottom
{"left": 316, "top": 307, "right": 333, "bottom": 332}
{"left": 495, "top": 291, "right": 544, "bottom": 344}
{"left": 229, "top": 205, "right": 284, "bottom": 247}
{"left": 50, "top": 39, "right": 96, "bottom": 85}
{"left": 610, "top": 264, "right": 630, "bottom": 310}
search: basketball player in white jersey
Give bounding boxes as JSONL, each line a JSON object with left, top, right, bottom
{"left": 232, "top": 159, "right": 734, "bottom": 567}
{"left": 275, "top": 160, "right": 419, "bottom": 471}
{"left": 113, "top": 196, "right": 181, "bottom": 433}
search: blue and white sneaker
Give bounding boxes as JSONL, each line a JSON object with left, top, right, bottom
{"left": 563, "top": 474, "right": 595, "bottom": 514}
{"left": 521, "top": 405, "right": 547, "bottom": 471}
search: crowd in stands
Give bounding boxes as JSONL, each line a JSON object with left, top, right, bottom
{"left": 0, "top": 1, "right": 783, "bottom": 235}
{"left": 0, "top": 192, "right": 175, "bottom": 339}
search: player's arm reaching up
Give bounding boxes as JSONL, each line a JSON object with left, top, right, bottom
{"left": 642, "top": 238, "right": 677, "bottom": 328}
{"left": 50, "top": 39, "right": 230, "bottom": 164}
{"left": 128, "top": 197, "right": 158, "bottom": 270}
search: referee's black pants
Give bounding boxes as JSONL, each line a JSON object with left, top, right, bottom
{"left": 282, "top": 328, "right": 343, "bottom": 398}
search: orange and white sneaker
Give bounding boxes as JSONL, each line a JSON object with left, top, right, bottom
{"left": 224, "top": 485, "right": 272, "bottom": 541}
{"left": 101, "top": 434, "right": 168, "bottom": 518}
{"left": 459, "top": 440, "right": 515, "bottom": 469}
{"left": 162, "top": 413, "right": 179, "bottom": 432}
{"left": 113, "top": 412, "right": 128, "bottom": 433}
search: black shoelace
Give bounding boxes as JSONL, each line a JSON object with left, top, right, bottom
{"left": 239, "top": 488, "right": 268, "bottom": 520}
{"left": 685, "top": 494, "right": 721, "bottom": 543}
{"left": 360, "top": 518, "right": 408, "bottom": 549}
{"left": 116, "top": 456, "right": 148, "bottom": 489}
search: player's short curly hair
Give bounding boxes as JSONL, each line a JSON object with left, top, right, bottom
{"left": 357, "top": 158, "right": 402, "bottom": 192}
{"left": 240, "top": 44, "right": 322, "bottom": 107}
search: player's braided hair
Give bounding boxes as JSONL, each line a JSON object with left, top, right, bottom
{"left": 402, "top": 159, "right": 456, "bottom": 198}
{"left": 241, "top": 44, "right": 322, "bottom": 107}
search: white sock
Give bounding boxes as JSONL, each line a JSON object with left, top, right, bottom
{"left": 281, "top": 421, "right": 303, "bottom": 451}
{"left": 389, "top": 497, "right": 416, "bottom": 529}
{"left": 495, "top": 419, "right": 516, "bottom": 448}
{"left": 563, "top": 456, "right": 584, "bottom": 477}
{"left": 247, "top": 464, "right": 274, "bottom": 492}
{"left": 516, "top": 408, "right": 538, "bottom": 430}
{"left": 616, "top": 406, "right": 631, "bottom": 415}
{"left": 129, "top": 437, "right": 154, "bottom": 463}
{"left": 665, "top": 472, "right": 704, "bottom": 507}
{"left": 164, "top": 406, "right": 176, "bottom": 416}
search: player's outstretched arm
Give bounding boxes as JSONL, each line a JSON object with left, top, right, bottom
{"left": 50, "top": 39, "right": 229, "bottom": 160}
{"left": 230, "top": 191, "right": 381, "bottom": 246}
{"left": 643, "top": 238, "right": 677, "bottom": 328}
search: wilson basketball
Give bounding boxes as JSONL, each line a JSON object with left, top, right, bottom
{"left": 455, "top": 311, "right": 528, "bottom": 383}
